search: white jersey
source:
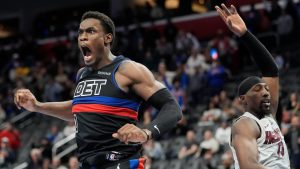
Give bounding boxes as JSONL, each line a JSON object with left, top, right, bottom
{"left": 230, "top": 112, "right": 290, "bottom": 169}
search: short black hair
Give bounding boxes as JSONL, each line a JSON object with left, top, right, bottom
{"left": 238, "top": 76, "right": 263, "bottom": 96}
{"left": 81, "top": 11, "right": 115, "bottom": 46}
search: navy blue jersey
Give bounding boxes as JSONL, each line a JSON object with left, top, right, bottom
{"left": 72, "top": 56, "right": 143, "bottom": 162}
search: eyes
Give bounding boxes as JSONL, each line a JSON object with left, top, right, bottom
{"left": 78, "top": 28, "right": 97, "bottom": 35}
{"left": 253, "top": 84, "right": 269, "bottom": 92}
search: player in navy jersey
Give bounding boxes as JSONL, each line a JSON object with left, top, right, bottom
{"left": 215, "top": 4, "right": 290, "bottom": 169}
{"left": 14, "top": 11, "right": 182, "bottom": 169}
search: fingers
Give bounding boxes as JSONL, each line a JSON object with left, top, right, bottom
{"left": 14, "top": 89, "right": 32, "bottom": 109}
{"left": 230, "top": 5, "right": 238, "bottom": 14}
{"left": 215, "top": 6, "right": 227, "bottom": 23}
{"left": 14, "top": 93, "right": 21, "bottom": 110}
{"left": 221, "top": 3, "right": 231, "bottom": 16}
{"left": 112, "top": 124, "right": 146, "bottom": 144}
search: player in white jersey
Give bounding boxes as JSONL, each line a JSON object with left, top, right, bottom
{"left": 215, "top": 4, "right": 290, "bottom": 169}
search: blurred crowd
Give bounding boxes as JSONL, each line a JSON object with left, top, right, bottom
{"left": 1, "top": 0, "right": 300, "bottom": 169}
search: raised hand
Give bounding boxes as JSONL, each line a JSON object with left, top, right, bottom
{"left": 112, "top": 124, "right": 149, "bottom": 144}
{"left": 215, "top": 4, "right": 247, "bottom": 37}
{"left": 14, "top": 89, "right": 39, "bottom": 112}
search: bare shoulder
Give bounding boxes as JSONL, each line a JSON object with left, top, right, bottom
{"left": 118, "top": 60, "right": 156, "bottom": 83}
{"left": 117, "top": 60, "right": 165, "bottom": 100}
{"left": 232, "top": 117, "right": 260, "bottom": 139}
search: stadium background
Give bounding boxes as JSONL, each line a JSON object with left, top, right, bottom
{"left": 0, "top": 0, "right": 300, "bottom": 169}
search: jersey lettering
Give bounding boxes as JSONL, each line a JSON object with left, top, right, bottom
{"left": 277, "top": 141, "right": 284, "bottom": 157}
{"left": 74, "top": 79, "right": 107, "bottom": 97}
{"left": 264, "top": 128, "right": 281, "bottom": 144}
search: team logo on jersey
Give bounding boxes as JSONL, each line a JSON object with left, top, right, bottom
{"left": 264, "top": 128, "right": 281, "bottom": 144}
{"left": 74, "top": 79, "right": 107, "bottom": 97}
{"left": 97, "top": 71, "right": 111, "bottom": 76}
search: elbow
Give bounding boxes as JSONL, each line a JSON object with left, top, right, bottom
{"left": 177, "top": 109, "right": 183, "bottom": 122}
{"left": 174, "top": 101, "right": 183, "bottom": 122}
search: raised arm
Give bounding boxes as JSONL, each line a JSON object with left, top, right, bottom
{"left": 215, "top": 4, "right": 279, "bottom": 116}
{"left": 14, "top": 89, "right": 73, "bottom": 121}
{"left": 112, "top": 60, "right": 182, "bottom": 143}
{"left": 232, "top": 118, "right": 266, "bottom": 169}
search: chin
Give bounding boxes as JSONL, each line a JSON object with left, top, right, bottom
{"left": 84, "top": 61, "right": 94, "bottom": 66}
{"left": 261, "top": 108, "right": 271, "bottom": 116}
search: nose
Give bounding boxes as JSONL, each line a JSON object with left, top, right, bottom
{"left": 262, "top": 88, "right": 270, "bottom": 98}
{"left": 79, "top": 32, "right": 88, "bottom": 42}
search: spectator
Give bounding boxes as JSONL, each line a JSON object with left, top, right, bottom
{"left": 205, "top": 60, "right": 228, "bottom": 95}
{"left": 39, "top": 137, "right": 52, "bottom": 160}
{"left": 186, "top": 47, "right": 209, "bottom": 76}
{"left": 0, "top": 122, "right": 21, "bottom": 153}
{"left": 26, "top": 148, "right": 42, "bottom": 169}
{"left": 215, "top": 121, "right": 231, "bottom": 146}
{"left": 276, "top": 10, "right": 294, "bottom": 44}
{"left": 208, "top": 30, "right": 238, "bottom": 68}
{"left": 217, "top": 150, "right": 234, "bottom": 169}
{"left": 219, "top": 90, "right": 231, "bottom": 109}
{"left": 143, "top": 139, "right": 165, "bottom": 160}
{"left": 188, "top": 65, "right": 207, "bottom": 104}
{"left": 51, "top": 156, "right": 67, "bottom": 169}
{"left": 46, "top": 125, "right": 64, "bottom": 144}
{"left": 285, "top": 115, "right": 300, "bottom": 169}
{"left": 43, "top": 76, "right": 63, "bottom": 102}
{"left": 200, "top": 129, "right": 219, "bottom": 154}
{"left": 0, "top": 102, "right": 6, "bottom": 123}
{"left": 0, "top": 137, "right": 14, "bottom": 168}
{"left": 244, "top": 4, "right": 261, "bottom": 33}
{"left": 42, "top": 158, "right": 51, "bottom": 169}
{"left": 178, "top": 130, "right": 199, "bottom": 159}
{"left": 171, "top": 78, "right": 187, "bottom": 110}
{"left": 68, "top": 156, "right": 78, "bottom": 169}
{"left": 286, "top": 92, "right": 299, "bottom": 114}
{"left": 63, "top": 121, "right": 76, "bottom": 137}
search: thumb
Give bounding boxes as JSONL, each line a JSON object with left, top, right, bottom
{"left": 112, "top": 133, "right": 119, "bottom": 138}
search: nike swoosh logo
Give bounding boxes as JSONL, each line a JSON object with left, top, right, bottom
{"left": 154, "top": 125, "right": 161, "bottom": 134}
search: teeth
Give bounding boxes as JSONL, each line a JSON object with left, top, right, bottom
{"left": 81, "top": 46, "right": 90, "bottom": 56}
{"left": 262, "top": 102, "right": 270, "bottom": 106}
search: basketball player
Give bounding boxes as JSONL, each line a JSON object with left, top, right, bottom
{"left": 14, "top": 11, "right": 182, "bottom": 169}
{"left": 215, "top": 4, "right": 290, "bottom": 169}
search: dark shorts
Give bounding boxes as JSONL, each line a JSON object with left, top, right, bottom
{"left": 79, "top": 158, "right": 145, "bottom": 169}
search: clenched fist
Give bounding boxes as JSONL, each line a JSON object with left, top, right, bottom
{"left": 112, "top": 123, "right": 151, "bottom": 144}
{"left": 14, "top": 89, "right": 40, "bottom": 112}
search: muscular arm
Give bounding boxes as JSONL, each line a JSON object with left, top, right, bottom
{"left": 13, "top": 67, "right": 87, "bottom": 122}
{"left": 232, "top": 118, "right": 266, "bottom": 169}
{"left": 215, "top": 4, "right": 279, "bottom": 117}
{"left": 116, "top": 61, "right": 182, "bottom": 139}
{"left": 35, "top": 101, "right": 73, "bottom": 121}
{"left": 14, "top": 89, "right": 73, "bottom": 122}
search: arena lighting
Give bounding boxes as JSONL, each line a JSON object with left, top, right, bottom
{"left": 165, "top": 0, "right": 179, "bottom": 9}
{"left": 0, "top": 24, "right": 13, "bottom": 38}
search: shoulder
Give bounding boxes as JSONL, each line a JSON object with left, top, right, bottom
{"left": 76, "top": 67, "right": 86, "bottom": 81}
{"left": 117, "top": 60, "right": 155, "bottom": 83}
{"left": 232, "top": 117, "right": 260, "bottom": 139}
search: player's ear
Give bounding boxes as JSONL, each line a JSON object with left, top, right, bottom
{"left": 104, "top": 33, "right": 113, "bottom": 44}
{"left": 239, "top": 95, "right": 247, "bottom": 105}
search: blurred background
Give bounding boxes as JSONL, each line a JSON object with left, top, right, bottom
{"left": 0, "top": 0, "right": 300, "bottom": 169}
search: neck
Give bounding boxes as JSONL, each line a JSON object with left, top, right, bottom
{"left": 92, "top": 49, "right": 116, "bottom": 70}
{"left": 245, "top": 108, "right": 264, "bottom": 119}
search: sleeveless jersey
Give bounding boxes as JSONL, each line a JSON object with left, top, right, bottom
{"left": 72, "top": 56, "right": 143, "bottom": 161}
{"left": 230, "top": 112, "right": 290, "bottom": 169}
